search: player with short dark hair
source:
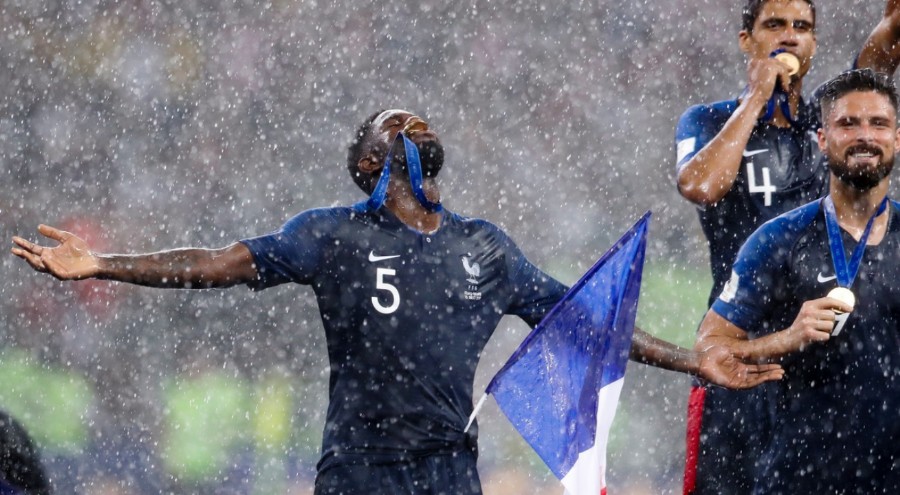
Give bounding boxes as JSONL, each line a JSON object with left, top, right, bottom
{"left": 12, "top": 109, "right": 781, "bottom": 494}
{"left": 695, "top": 67, "right": 900, "bottom": 494}
{"left": 740, "top": 0, "right": 815, "bottom": 33}
{"left": 675, "top": 1, "right": 900, "bottom": 493}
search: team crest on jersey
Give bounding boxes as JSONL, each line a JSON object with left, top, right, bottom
{"left": 461, "top": 254, "right": 482, "bottom": 301}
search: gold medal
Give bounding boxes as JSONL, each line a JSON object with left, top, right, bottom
{"left": 828, "top": 287, "right": 855, "bottom": 314}
{"left": 774, "top": 52, "right": 800, "bottom": 76}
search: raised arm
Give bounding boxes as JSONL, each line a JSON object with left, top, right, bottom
{"left": 629, "top": 326, "right": 783, "bottom": 389}
{"left": 856, "top": 0, "right": 900, "bottom": 75}
{"left": 694, "top": 295, "right": 852, "bottom": 362}
{"left": 12, "top": 224, "right": 257, "bottom": 289}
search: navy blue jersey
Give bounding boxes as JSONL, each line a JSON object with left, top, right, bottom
{"left": 713, "top": 200, "right": 900, "bottom": 493}
{"left": 240, "top": 202, "right": 567, "bottom": 472}
{"left": 675, "top": 96, "right": 829, "bottom": 306}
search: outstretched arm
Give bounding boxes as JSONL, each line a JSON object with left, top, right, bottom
{"left": 857, "top": 0, "right": 900, "bottom": 75}
{"left": 629, "top": 326, "right": 783, "bottom": 389}
{"left": 12, "top": 224, "right": 257, "bottom": 289}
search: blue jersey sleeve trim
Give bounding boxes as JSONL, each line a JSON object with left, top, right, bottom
{"left": 240, "top": 207, "right": 347, "bottom": 291}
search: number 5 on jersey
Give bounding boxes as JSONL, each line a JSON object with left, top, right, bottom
{"left": 372, "top": 267, "right": 400, "bottom": 314}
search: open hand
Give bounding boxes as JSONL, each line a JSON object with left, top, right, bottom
{"left": 11, "top": 225, "right": 100, "bottom": 280}
{"left": 697, "top": 345, "right": 784, "bottom": 389}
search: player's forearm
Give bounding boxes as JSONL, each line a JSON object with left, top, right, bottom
{"left": 95, "top": 245, "right": 253, "bottom": 289}
{"left": 677, "top": 93, "right": 767, "bottom": 205}
{"left": 630, "top": 327, "right": 701, "bottom": 375}
{"left": 696, "top": 328, "right": 790, "bottom": 362}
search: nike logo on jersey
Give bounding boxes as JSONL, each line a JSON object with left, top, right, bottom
{"left": 742, "top": 148, "right": 769, "bottom": 157}
{"left": 368, "top": 251, "right": 401, "bottom": 262}
{"left": 817, "top": 273, "right": 837, "bottom": 283}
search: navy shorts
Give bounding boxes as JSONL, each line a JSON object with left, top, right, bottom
{"left": 314, "top": 450, "right": 482, "bottom": 495}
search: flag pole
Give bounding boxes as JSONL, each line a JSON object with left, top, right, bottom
{"left": 464, "top": 393, "right": 489, "bottom": 433}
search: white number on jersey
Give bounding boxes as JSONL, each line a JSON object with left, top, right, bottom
{"left": 372, "top": 267, "right": 400, "bottom": 314}
{"left": 746, "top": 160, "right": 776, "bottom": 206}
{"left": 832, "top": 311, "right": 850, "bottom": 337}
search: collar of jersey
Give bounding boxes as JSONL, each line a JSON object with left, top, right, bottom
{"left": 353, "top": 200, "right": 448, "bottom": 235}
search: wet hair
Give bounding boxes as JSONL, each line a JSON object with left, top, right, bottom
{"left": 819, "top": 68, "right": 899, "bottom": 124}
{"left": 346, "top": 110, "right": 386, "bottom": 194}
{"left": 742, "top": 0, "right": 815, "bottom": 33}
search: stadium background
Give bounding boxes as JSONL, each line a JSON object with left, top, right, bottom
{"left": 0, "top": 1, "right": 888, "bottom": 493}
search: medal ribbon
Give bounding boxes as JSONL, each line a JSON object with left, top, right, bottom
{"left": 822, "top": 195, "right": 889, "bottom": 288}
{"left": 367, "top": 133, "right": 443, "bottom": 212}
{"left": 760, "top": 90, "right": 796, "bottom": 126}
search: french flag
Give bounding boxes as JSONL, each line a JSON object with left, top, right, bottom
{"left": 471, "top": 212, "right": 648, "bottom": 495}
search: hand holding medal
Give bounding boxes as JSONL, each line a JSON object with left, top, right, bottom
{"left": 773, "top": 51, "right": 800, "bottom": 76}
{"left": 759, "top": 50, "right": 800, "bottom": 124}
{"left": 827, "top": 287, "right": 855, "bottom": 314}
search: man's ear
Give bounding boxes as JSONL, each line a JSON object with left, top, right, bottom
{"left": 817, "top": 127, "right": 828, "bottom": 153}
{"left": 358, "top": 153, "right": 382, "bottom": 174}
{"left": 738, "top": 29, "right": 752, "bottom": 55}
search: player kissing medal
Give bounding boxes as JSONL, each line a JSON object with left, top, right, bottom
{"left": 760, "top": 49, "right": 800, "bottom": 124}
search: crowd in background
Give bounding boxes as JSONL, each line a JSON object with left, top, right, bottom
{"left": 0, "top": 1, "right": 887, "bottom": 493}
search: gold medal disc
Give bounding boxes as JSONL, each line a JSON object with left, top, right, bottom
{"left": 828, "top": 287, "right": 855, "bottom": 313}
{"left": 774, "top": 52, "right": 800, "bottom": 76}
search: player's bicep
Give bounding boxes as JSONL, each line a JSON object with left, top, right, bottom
{"left": 210, "top": 242, "right": 258, "bottom": 286}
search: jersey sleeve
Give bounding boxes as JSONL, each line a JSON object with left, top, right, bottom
{"left": 674, "top": 102, "right": 732, "bottom": 173}
{"left": 239, "top": 208, "right": 341, "bottom": 290}
{"left": 711, "top": 203, "right": 817, "bottom": 335}
{"left": 496, "top": 230, "right": 569, "bottom": 327}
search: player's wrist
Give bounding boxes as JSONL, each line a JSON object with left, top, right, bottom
{"left": 740, "top": 89, "right": 770, "bottom": 112}
{"left": 91, "top": 254, "right": 113, "bottom": 280}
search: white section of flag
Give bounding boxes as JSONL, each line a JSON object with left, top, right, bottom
{"left": 560, "top": 378, "right": 625, "bottom": 495}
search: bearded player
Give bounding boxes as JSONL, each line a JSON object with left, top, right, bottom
{"left": 674, "top": 1, "right": 900, "bottom": 492}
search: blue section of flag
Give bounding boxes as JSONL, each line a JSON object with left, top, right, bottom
{"left": 486, "top": 212, "right": 650, "bottom": 480}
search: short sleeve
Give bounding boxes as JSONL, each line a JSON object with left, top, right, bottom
{"left": 674, "top": 102, "right": 734, "bottom": 173}
{"left": 711, "top": 202, "right": 819, "bottom": 334}
{"left": 496, "top": 230, "right": 569, "bottom": 327}
{"left": 240, "top": 208, "right": 342, "bottom": 290}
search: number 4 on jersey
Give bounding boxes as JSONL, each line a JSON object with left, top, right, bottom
{"left": 746, "top": 160, "right": 776, "bottom": 206}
